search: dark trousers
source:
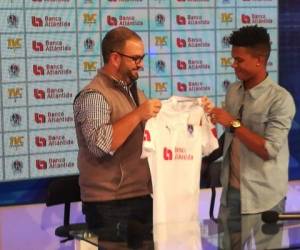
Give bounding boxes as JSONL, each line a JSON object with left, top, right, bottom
{"left": 83, "top": 195, "right": 153, "bottom": 230}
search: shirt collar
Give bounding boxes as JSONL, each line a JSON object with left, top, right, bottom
{"left": 237, "top": 74, "right": 273, "bottom": 100}
{"left": 98, "top": 69, "right": 132, "bottom": 91}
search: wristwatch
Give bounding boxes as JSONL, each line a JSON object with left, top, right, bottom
{"left": 229, "top": 119, "right": 241, "bottom": 133}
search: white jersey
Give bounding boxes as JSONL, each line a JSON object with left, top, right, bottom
{"left": 141, "top": 96, "right": 218, "bottom": 224}
{"left": 153, "top": 221, "right": 202, "bottom": 250}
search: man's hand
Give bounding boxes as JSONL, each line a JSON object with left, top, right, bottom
{"left": 201, "top": 96, "right": 214, "bottom": 113}
{"left": 210, "top": 107, "right": 235, "bottom": 127}
{"left": 137, "top": 99, "right": 162, "bottom": 121}
{"left": 111, "top": 99, "right": 161, "bottom": 151}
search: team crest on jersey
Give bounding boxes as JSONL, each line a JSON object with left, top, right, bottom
{"left": 187, "top": 124, "right": 194, "bottom": 135}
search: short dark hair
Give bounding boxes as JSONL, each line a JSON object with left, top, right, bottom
{"left": 101, "top": 26, "right": 142, "bottom": 63}
{"left": 229, "top": 25, "right": 271, "bottom": 61}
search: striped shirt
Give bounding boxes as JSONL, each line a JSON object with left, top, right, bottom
{"left": 73, "top": 82, "right": 134, "bottom": 158}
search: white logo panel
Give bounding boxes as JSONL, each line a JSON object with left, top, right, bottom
{"left": 29, "top": 128, "right": 78, "bottom": 154}
{"left": 172, "top": 75, "right": 215, "bottom": 97}
{"left": 1, "top": 34, "right": 25, "bottom": 58}
{"left": 26, "top": 33, "right": 77, "bottom": 57}
{"left": 25, "top": 9, "right": 76, "bottom": 32}
{"left": 28, "top": 81, "right": 77, "bottom": 106}
{"left": 2, "top": 83, "right": 27, "bottom": 107}
{"left": 171, "top": 8, "right": 215, "bottom": 30}
{"left": 27, "top": 58, "right": 77, "bottom": 82}
{"left": 172, "top": 30, "right": 215, "bottom": 53}
{"left": 172, "top": 53, "right": 215, "bottom": 75}
{"left": 0, "top": 10, "right": 24, "bottom": 33}
{"left": 4, "top": 156, "right": 29, "bottom": 181}
{"left": 3, "top": 107, "right": 28, "bottom": 132}
{"left": 30, "top": 152, "right": 78, "bottom": 179}
{"left": 1, "top": 59, "right": 26, "bottom": 83}
{"left": 4, "top": 132, "right": 28, "bottom": 156}
{"left": 101, "top": 9, "right": 148, "bottom": 31}
{"left": 28, "top": 105, "right": 74, "bottom": 130}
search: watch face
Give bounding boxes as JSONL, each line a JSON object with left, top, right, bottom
{"left": 232, "top": 120, "right": 241, "bottom": 128}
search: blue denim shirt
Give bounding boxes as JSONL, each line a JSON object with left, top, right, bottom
{"left": 220, "top": 76, "right": 296, "bottom": 214}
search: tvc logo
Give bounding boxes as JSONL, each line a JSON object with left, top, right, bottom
{"left": 32, "top": 41, "right": 44, "bottom": 51}
{"left": 10, "top": 136, "right": 24, "bottom": 148}
{"left": 107, "top": 15, "right": 117, "bottom": 26}
{"left": 35, "top": 136, "right": 47, "bottom": 147}
{"left": 32, "top": 16, "right": 43, "bottom": 27}
{"left": 34, "top": 113, "right": 46, "bottom": 123}
{"left": 144, "top": 130, "right": 151, "bottom": 141}
{"left": 176, "top": 15, "right": 186, "bottom": 25}
{"left": 36, "top": 160, "right": 47, "bottom": 170}
{"left": 83, "top": 13, "right": 97, "bottom": 24}
{"left": 176, "top": 38, "right": 186, "bottom": 48}
{"left": 154, "top": 82, "right": 167, "bottom": 93}
{"left": 155, "top": 36, "right": 167, "bottom": 47}
{"left": 7, "top": 38, "right": 22, "bottom": 50}
{"left": 34, "top": 89, "right": 45, "bottom": 99}
{"left": 177, "top": 82, "right": 187, "bottom": 92}
{"left": 33, "top": 65, "right": 45, "bottom": 75}
{"left": 83, "top": 61, "right": 97, "bottom": 72}
{"left": 220, "top": 57, "right": 233, "bottom": 67}
{"left": 8, "top": 88, "right": 23, "bottom": 101}
{"left": 163, "top": 147, "right": 173, "bottom": 160}
{"left": 221, "top": 13, "right": 233, "bottom": 23}
{"left": 177, "top": 60, "right": 186, "bottom": 70}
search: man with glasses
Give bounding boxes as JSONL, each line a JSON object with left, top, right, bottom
{"left": 209, "top": 26, "right": 295, "bottom": 248}
{"left": 73, "top": 26, "right": 161, "bottom": 234}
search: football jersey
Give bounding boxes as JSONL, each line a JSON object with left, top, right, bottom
{"left": 153, "top": 221, "right": 202, "bottom": 250}
{"left": 141, "top": 96, "right": 218, "bottom": 224}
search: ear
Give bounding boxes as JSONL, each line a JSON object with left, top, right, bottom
{"left": 109, "top": 52, "right": 121, "bottom": 68}
{"left": 256, "top": 55, "right": 267, "bottom": 67}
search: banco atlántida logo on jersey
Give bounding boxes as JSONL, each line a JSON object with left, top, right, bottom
{"left": 163, "top": 147, "right": 194, "bottom": 161}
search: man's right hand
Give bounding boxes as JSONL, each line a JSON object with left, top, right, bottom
{"left": 111, "top": 99, "right": 161, "bottom": 151}
{"left": 137, "top": 99, "right": 162, "bottom": 121}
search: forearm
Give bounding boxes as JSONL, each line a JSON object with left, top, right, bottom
{"left": 234, "top": 125, "right": 269, "bottom": 160}
{"left": 111, "top": 98, "right": 162, "bottom": 151}
{"left": 111, "top": 109, "right": 142, "bottom": 151}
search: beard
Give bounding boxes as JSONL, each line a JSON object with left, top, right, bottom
{"left": 126, "top": 67, "right": 141, "bottom": 82}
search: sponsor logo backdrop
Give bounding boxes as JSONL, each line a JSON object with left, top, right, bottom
{"left": 0, "top": 0, "right": 278, "bottom": 181}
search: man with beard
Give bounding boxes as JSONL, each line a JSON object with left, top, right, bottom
{"left": 73, "top": 27, "right": 161, "bottom": 232}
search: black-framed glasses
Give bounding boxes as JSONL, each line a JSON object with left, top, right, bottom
{"left": 114, "top": 51, "right": 145, "bottom": 64}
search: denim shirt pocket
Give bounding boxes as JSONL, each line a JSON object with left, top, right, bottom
{"left": 244, "top": 113, "right": 268, "bottom": 135}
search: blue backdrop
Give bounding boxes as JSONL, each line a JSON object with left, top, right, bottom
{"left": 0, "top": 0, "right": 299, "bottom": 206}
{"left": 279, "top": 1, "right": 300, "bottom": 180}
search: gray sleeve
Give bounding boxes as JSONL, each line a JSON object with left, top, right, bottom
{"left": 264, "top": 90, "right": 296, "bottom": 159}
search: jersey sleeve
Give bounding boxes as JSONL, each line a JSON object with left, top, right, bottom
{"left": 201, "top": 113, "right": 219, "bottom": 156}
{"left": 141, "top": 118, "right": 156, "bottom": 158}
